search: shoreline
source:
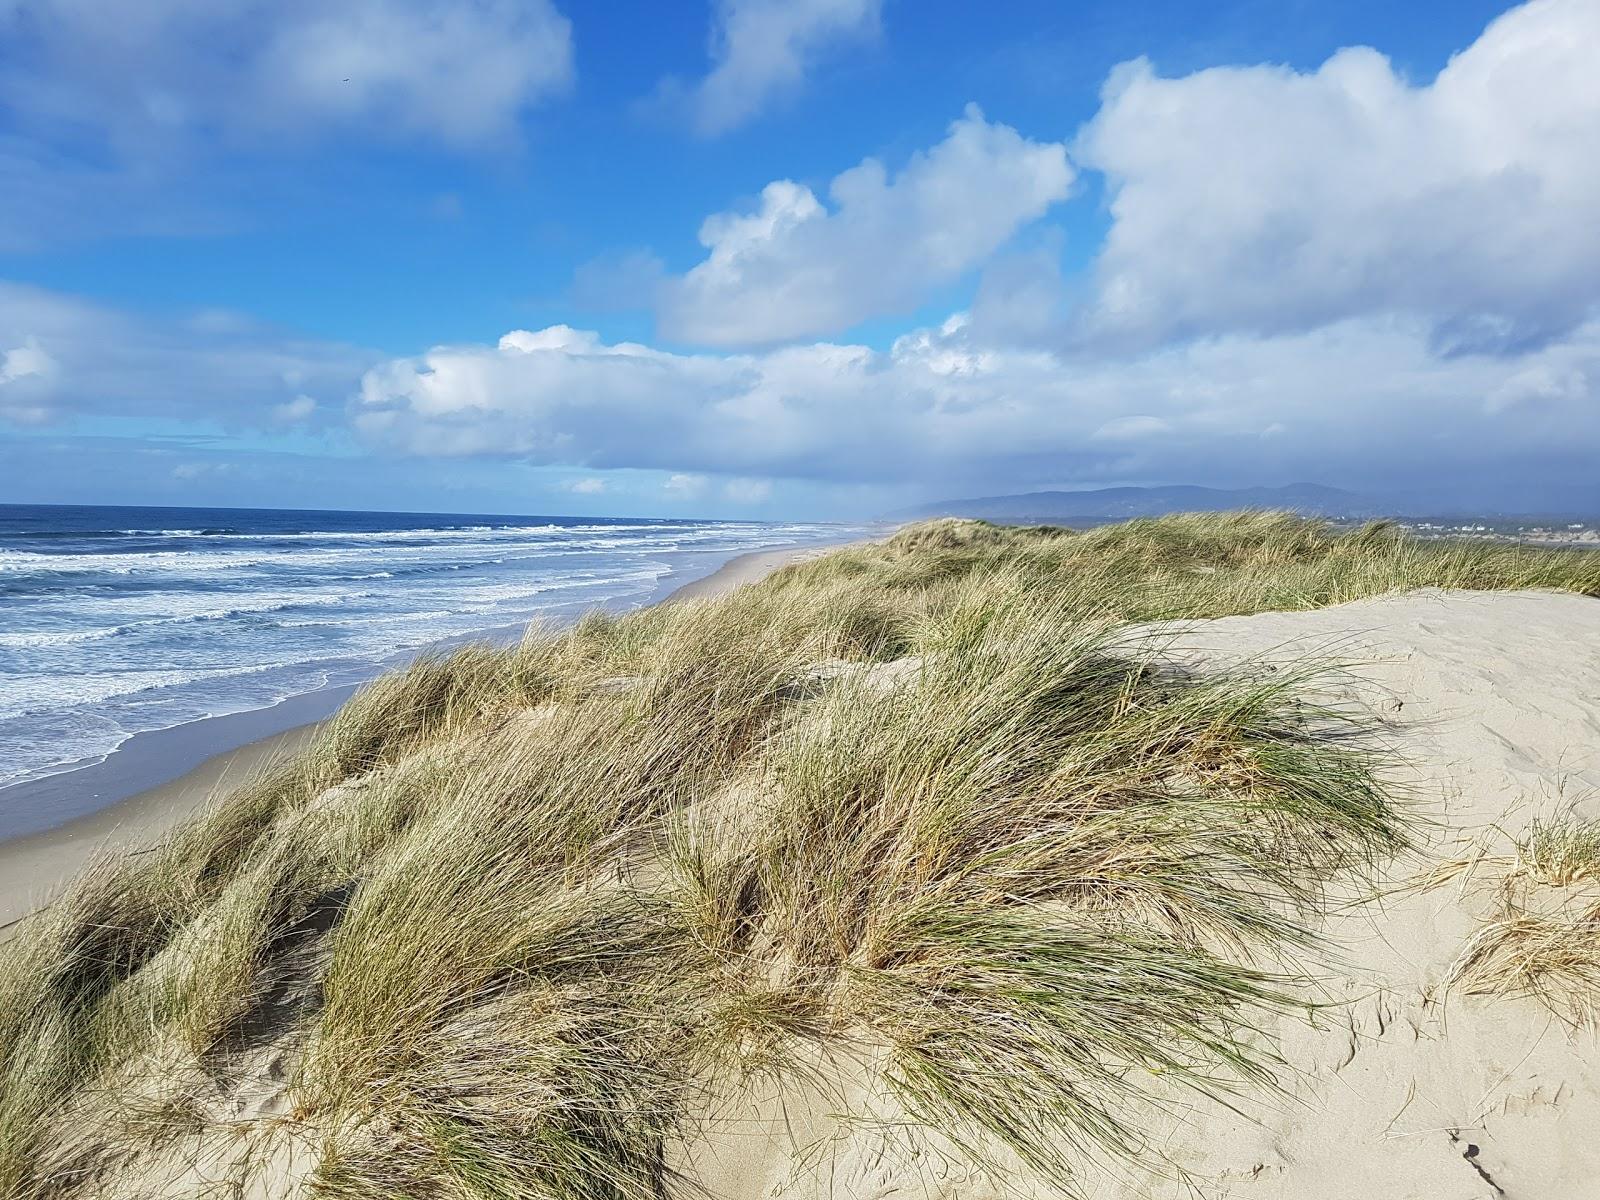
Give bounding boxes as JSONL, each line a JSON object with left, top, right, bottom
{"left": 0, "top": 537, "right": 858, "bottom": 933}
{"left": 655, "top": 541, "right": 840, "bottom": 604}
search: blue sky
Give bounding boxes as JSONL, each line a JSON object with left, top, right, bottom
{"left": 1, "top": 0, "right": 1596, "bottom": 518}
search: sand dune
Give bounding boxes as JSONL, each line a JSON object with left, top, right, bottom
{"left": 674, "top": 589, "right": 1600, "bottom": 1199}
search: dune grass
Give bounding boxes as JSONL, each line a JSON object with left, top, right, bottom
{"left": 1451, "top": 813, "right": 1600, "bottom": 1024}
{"left": 1, "top": 512, "right": 1597, "bottom": 1197}
{"left": 768, "top": 512, "right": 1600, "bottom": 624}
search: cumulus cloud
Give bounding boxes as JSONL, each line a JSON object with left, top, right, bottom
{"left": 0, "top": 282, "right": 372, "bottom": 426}
{"left": 353, "top": 315, "right": 1600, "bottom": 495}
{"left": 667, "top": 0, "right": 882, "bottom": 136}
{"left": 1072, "top": 0, "right": 1600, "bottom": 353}
{"left": 658, "top": 107, "right": 1073, "bottom": 345}
{"left": 566, "top": 476, "right": 607, "bottom": 494}
{"left": 0, "top": 0, "right": 574, "bottom": 152}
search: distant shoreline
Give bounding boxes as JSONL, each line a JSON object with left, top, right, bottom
{"left": 0, "top": 537, "right": 861, "bottom": 934}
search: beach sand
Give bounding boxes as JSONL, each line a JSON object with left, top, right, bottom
{"left": 0, "top": 724, "right": 316, "bottom": 934}
{"left": 660, "top": 542, "right": 839, "bottom": 603}
{"left": 0, "top": 540, "right": 845, "bottom": 938}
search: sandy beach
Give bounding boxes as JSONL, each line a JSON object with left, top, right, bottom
{"left": 0, "top": 724, "right": 316, "bottom": 933}
{"left": 658, "top": 542, "right": 843, "bottom": 603}
{"left": 0, "top": 539, "right": 849, "bottom": 938}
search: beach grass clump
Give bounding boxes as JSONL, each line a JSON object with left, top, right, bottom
{"left": 1, "top": 511, "right": 1596, "bottom": 1197}
{"left": 880, "top": 516, "right": 1072, "bottom": 554}
{"left": 659, "top": 586, "right": 1399, "bottom": 1184}
{"left": 1451, "top": 813, "right": 1600, "bottom": 1023}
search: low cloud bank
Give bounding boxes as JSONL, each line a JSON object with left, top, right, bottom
{"left": 354, "top": 315, "right": 1600, "bottom": 494}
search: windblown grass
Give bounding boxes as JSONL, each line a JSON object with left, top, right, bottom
{"left": 1, "top": 511, "right": 1595, "bottom": 1197}
{"left": 766, "top": 512, "right": 1600, "bottom": 624}
{"left": 1451, "top": 812, "right": 1600, "bottom": 1023}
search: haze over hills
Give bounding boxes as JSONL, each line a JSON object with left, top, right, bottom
{"left": 890, "top": 483, "right": 1600, "bottom": 524}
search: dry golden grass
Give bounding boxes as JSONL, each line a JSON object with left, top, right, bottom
{"left": 1, "top": 512, "right": 1596, "bottom": 1197}
{"left": 1451, "top": 813, "right": 1600, "bottom": 1023}
{"left": 775, "top": 512, "right": 1600, "bottom": 624}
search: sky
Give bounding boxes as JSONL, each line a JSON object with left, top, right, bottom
{"left": 1, "top": 0, "right": 1596, "bottom": 520}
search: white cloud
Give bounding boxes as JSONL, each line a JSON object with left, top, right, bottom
{"left": 0, "top": 0, "right": 573, "bottom": 153}
{"left": 1072, "top": 0, "right": 1600, "bottom": 353}
{"left": 658, "top": 106, "right": 1073, "bottom": 345}
{"left": 251, "top": 1, "right": 574, "bottom": 145}
{"left": 0, "top": 1, "right": 575, "bottom": 245}
{"left": 0, "top": 336, "right": 58, "bottom": 425}
{"left": 672, "top": 0, "right": 881, "bottom": 136}
{"left": 353, "top": 316, "right": 1600, "bottom": 495}
{"left": 0, "top": 337, "right": 55, "bottom": 386}
{"left": 566, "top": 476, "right": 607, "bottom": 494}
{"left": 0, "top": 282, "right": 372, "bottom": 425}
{"left": 272, "top": 395, "right": 318, "bottom": 422}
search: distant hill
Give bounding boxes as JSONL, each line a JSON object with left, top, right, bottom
{"left": 888, "top": 484, "right": 1378, "bottom": 524}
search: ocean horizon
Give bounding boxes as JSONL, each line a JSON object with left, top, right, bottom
{"left": 0, "top": 503, "right": 857, "bottom": 810}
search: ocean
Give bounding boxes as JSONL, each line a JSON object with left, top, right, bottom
{"left": 0, "top": 504, "right": 854, "bottom": 800}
